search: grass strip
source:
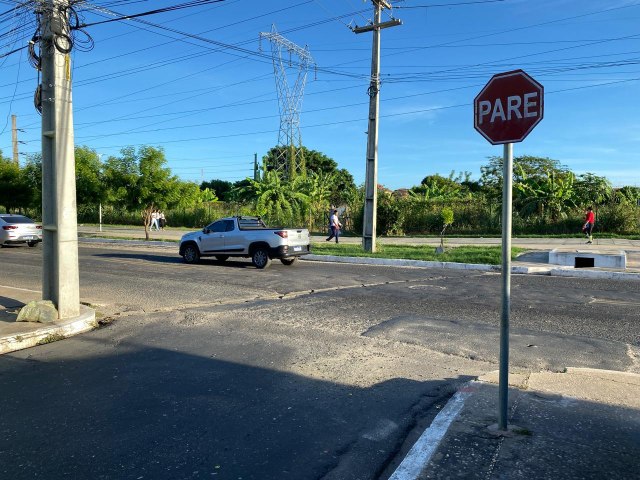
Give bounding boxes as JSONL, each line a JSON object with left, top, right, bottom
{"left": 311, "top": 243, "right": 525, "bottom": 265}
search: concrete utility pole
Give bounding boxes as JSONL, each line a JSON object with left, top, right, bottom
{"left": 11, "top": 115, "right": 19, "bottom": 164}
{"left": 253, "top": 153, "right": 260, "bottom": 181}
{"left": 40, "top": 0, "right": 80, "bottom": 319}
{"left": 354, "top": 1, "right": 401, "bottom": 253}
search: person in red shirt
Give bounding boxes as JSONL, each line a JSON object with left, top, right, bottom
{"left": 583, "top": 206, "right": 595, "bottom": 244}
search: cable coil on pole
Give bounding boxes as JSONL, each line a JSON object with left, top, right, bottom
{"left": 29, "top": 0, "right": 94, "bottom": 114}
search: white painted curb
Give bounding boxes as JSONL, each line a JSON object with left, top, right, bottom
{"left": 550, "top": 268, "right": 640, "bottom": 280}
{"left": 304, "top": 254, "right": 496, "bottom": 272}
{"left": 304, "top": 255, "right": 640, "bottom": 280}
{"left": 0, "top": 305, "right": 96, "bottom": 355}
{"left": 389, "top": 386, "right": 473, "bottom": 480}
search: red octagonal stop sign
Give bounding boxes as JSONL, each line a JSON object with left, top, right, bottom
{"left": 474, "top": 69, "right": 544, "bottom": 145}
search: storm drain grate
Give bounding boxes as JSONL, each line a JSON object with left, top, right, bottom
{"left": 575, "top": 257, "right": 595, "bottom": 268}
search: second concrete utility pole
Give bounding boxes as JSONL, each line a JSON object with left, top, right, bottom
{"left": 11, "top": 115, "right": 19, "bottom": 164}
{"left": 353, "top": 1, "right": 401, "bottom": 253}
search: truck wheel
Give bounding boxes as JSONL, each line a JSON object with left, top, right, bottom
{"left": 182, "top": 244, "right": 200, "bottom": 264}
{"left": 252, "top": 248, "right": 271, "bottom": 269}
{"left": 215, "top": 255, "right": 229, "bottom": 262}
{"left": 280, "top": 258, "right": 297, "bottom": 266}
{"left": 27, "top": 241, "right": 38, "bottom": 247}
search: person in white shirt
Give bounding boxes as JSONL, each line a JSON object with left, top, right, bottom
{"left": 325, "top": 209, "right": 342, "bottom": 243}
{"left": 150, "top": 210, "right": 160, "bottom": 231}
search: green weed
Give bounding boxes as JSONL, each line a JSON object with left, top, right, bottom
{"left": 36, "top": 333, "right": 65, "bottom": 345}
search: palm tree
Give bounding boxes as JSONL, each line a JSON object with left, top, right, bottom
{"left": 514, "top": 166, "right": 575, "bottom": 221}
{"left": 242, "top": 170, "right": 308, "bottom": 226}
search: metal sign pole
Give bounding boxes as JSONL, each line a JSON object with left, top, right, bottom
{"left": 474, "top": 69, "right": 543, "bottom": 432}
{"left": 498, "top": 142, "right": 513, "bottom": 430}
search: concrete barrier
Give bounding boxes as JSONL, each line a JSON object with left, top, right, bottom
{"left": 549, "top": 249, "right": 626, "bottom": 269}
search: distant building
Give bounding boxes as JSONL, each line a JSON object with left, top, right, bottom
{"left": 393, "top": 188, "right": 410, "bottom": 198}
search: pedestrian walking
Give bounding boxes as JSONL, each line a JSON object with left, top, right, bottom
{"left": 582, "top": 206, "right": 595, "bottom": 244}
{"left": 150, "top": 209, "right": 160, "bottom": 231}
{"left": 159, "top": 211, "right": 166, "bottom": 230}
{"left": 326, "top": 209, "right": 342, "bottom": 243}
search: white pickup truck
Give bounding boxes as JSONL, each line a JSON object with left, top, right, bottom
{"left": 179, "top": 216, "right": 311, "bottom": 268}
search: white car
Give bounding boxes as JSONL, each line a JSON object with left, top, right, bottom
{"left": 0, "top": 214, "right": 42, "bottom": 247}
{"left": 179, "top": 216, "right": 310, "bottom": 268}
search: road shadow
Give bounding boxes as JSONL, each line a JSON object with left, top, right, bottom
{"left": 93, "top": 252, "right": 279, "bottom": 269}
{"left": 0, "top": 295, "right": 24, "bottom": 323}
{"left": 0, "top": 330, "right": 470, "bottom": 480}
{"left": 0, "top": 295, "right": 24, "bottom": 309}
{"left": 93, "top": 252, "right": 184, "bottom": 264}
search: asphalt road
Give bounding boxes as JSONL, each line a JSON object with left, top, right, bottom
{"left": 1, "top": 243, "right": 639, "bottom": 480}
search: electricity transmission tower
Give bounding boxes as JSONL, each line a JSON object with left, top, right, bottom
{"left": 260, "top": 25, "right": 314, "bottom": 180}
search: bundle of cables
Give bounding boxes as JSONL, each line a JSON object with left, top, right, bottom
{"left": 29, "top": 0, "right": 93, "bottom": 113}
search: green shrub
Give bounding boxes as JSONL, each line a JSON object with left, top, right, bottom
{"left": 377, "top": 193, "right": 404, "bottom": 235}
{"left": 597, "top": 202, "right": 638, "bottom": 234}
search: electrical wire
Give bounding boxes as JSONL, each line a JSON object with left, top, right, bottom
{"left": 2, "top": 0, "right": 639, "bottom": 168}
{"left": 75, "top": 0, "right": 227, "bottom": 28}
{"left": 73, "top": 2, "right": 369, "bottom": 81}
{"left": 394, "top": 0, "right": 506, "bottom": 8}
{"left": 75, "top": 75, "right": 640, "bottom": 152}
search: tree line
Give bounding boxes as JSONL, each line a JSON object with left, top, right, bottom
{"left": 1, "top": 145, "right": 639, "bottom": 236}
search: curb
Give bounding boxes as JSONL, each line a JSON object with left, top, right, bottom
{"left": 304, "top": 254, "right": 496, "bottom": 272}
{"left": 0, "top": 305, "right": 96, "bottom": 355}
{"left": 303, "top": 254, "right": 640, "bottom": 279}
{"left": 549, "top": 267, "right": 640, "bottom": 281}
{"left": 389, "top": 384, "right": 474, "bottom": 480}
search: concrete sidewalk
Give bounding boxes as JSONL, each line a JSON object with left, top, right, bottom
{"left": 389, "top": 368, "right": 640, "bottom": 479}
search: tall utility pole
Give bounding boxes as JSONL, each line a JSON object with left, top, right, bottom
{"left": 354, "top": 1, "right": 401, "bottom": 253}
{"left": 11, "top": 115, "right": 19, "bottom": 164}
{"left": 40, "top": 0, "right": 80, "bottom": 319}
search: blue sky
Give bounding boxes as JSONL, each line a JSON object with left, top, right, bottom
{"left": 1, "top": 0, "right": 639, "bottom": 190}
